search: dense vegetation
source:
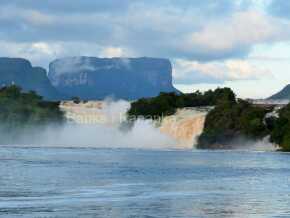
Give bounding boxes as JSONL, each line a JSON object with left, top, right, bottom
{"left": 197, "top": 98, "right": 270, "bottom": 149}
{"left": 268, "top": 104, "right": 290, "bottom": 151}
{"left": 127, "top": 88, "right": 235, "bottom": 119}
{"left": 127, "top": 87, "right": 278, "bottom": 150}
{"left": 127, "top": 87, "right": 290, "bottom": 151}
{"left": 197, "top": 95, "right": 290, "bottom": 151}
{"left": 0, "top": 85, "right": 64, "bottom": 143}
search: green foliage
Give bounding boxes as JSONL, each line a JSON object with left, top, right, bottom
{"left": 0, "top": 85, "right": 64, "bottom": 143}
{"left": 269, "top": 104, "right": 290, "bottom": 151}
{"left": 71, "top": 96, "right": 81, "bottom": 104}
{"left": 129, "top": 87, "right": 290, "bottom": 151}
{"left": 127, "top": 88, "right": 236, "bottom": 119}
{"left": 197, "top": 99, "right": 269, "bottom": 149}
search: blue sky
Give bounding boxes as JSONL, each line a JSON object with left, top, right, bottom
{"left": 0, "top": 0, "right": 290, "bottom": 98}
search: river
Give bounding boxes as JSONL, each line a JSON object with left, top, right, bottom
{"left": 0, "top": 147, "right": 290, "bottom": 217}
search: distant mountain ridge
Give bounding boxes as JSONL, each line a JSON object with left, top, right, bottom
{"left": 48, "top": 56, "right": 179, "bottom": 100}
{"left": 0, "top": 58, "right": 62, "bottom": 100}
{"left": 268, "top": 84, "right": 290, "bottom": 100}
{"left": 0, "top": 57, "right": 179, "bottom": 101}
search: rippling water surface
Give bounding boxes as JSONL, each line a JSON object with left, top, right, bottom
{"left": 0, "top": 147, "right": 290, "bottom": 217}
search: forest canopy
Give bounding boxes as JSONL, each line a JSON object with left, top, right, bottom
{"left": 127, "top": 88, "right": 235, "bottom": 119}
{"left": 0, "top": 85, "right": 64, "bottom": 143}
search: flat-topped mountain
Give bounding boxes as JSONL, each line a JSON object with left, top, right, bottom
{"left": 0, "top": 58, "right": 62, "bottom": 100}
{"left": 48, "top": 57, "right": 179, "bottom": 100}
{"left": 268, "top": 84, "right": 290, "bottom": 100}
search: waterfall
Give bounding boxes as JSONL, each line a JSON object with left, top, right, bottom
{"left": 159, "top": 107, "right": 211, "bottom": 149}
{"left": 59, "top": 101, "right": 211, "bottom": 150}
{"left": 60, "top": 100, "right": 130, "bottom": 126}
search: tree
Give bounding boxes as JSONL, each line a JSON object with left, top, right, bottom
{"left": 127, "top": 88, "right": 236, "bottom": 119}
{"left": 197, "top": 98, "right": 269, "bottom": 149}
{"left": 71, "top": 96, "right": 81, "bottom": 104}
{"left": 0, "top": 85, "right": 65, "bottom": 144}
{"left": 269, "top": 104, "right": 290, "bottom": 151}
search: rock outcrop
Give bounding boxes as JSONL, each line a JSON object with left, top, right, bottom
{"left": 0, "top": 58, "right": 62, "bottom": 100}
{"left": 48, "top": 56, "right": 179, "bottom": 100}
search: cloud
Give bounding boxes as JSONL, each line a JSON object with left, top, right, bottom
{"left": 0, "top": 0, "right": 133, "bottom": 14}
{"left": 268, "top": 0, "right": 290, "bottom": 19}
{"left": 0, "top": 40, "right": 137, "bottom": 69}
{"left": 173, "top": 59, "right": 272, "bottom": 84}
{"left": 185, "top": 10, "right": 290, "bottom": 60}
{"left": 0, "top": 1, "right": 267, "bottom": 63}
{"left": 0, "top": 0, "right": 239, "bottom": 15}
{"left": 0, "top": 0, "right": 288, "bottom": 90}
{"left": 50, "top": 57, "right": 97, "bottom": 78}
{"left": 100, "top": 47, "right": 125, "bottom": 58}
{"left": 0, "top": 41, "right": 64, "bottom": 67}
{"left": 0, "top": 41, "right": 102, "bottom": 67}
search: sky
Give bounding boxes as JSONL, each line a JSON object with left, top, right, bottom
{"left": 0, "top": 0, "right": 290, "bottom": 98}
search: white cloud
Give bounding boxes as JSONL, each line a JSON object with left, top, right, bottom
{"left": 187, "top": 10, "right": 290, "bottom": 52}
{"left": 0, "top": 6, "right": 54, "bottom": 26}
{"left": 0, "top": 2, "right": 288, "bottom": 89}
{"left": 23, "top": 10, "right": 54, "bottom": 26}
{"left": 173, "top": 59, "right": 272, "bottom": 84}
{"left": 30, "top": 42, "right": 58, "bottom": 55}
{"left": 100, "top": 47, "right": 125, "bottom": 58}
{"left": 0, "top": 41, "right": 101, "bottom": 67}
{"left": 2, "top": 2, "right": 290, "bottom": 62}
{"left": 0, "top": 41, "right": 63, "bottom": 67}
{"left": 0, "top": 40, "right": 136, "bottom": 68}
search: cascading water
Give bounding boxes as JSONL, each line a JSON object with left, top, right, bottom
{"left": 58, "top": 101, "right": 276, "bottom": 150}
{"left": 60, "top": 100, "right": 130, "bottom": 126}
{"left": 56, "top": 100, "right": 177, "bottom": 149}
{"left": 159, "top": 107, "right": 211, "bottom": 149}
{"left": 59, "top": 101, "right": 211, "bottom": 149}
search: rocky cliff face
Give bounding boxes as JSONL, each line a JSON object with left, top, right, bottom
{"left": 0, "top": 58, "right": 62, "bottom": 100}
{"left": 48, "top": 57, "right": 178, "bottom": 100}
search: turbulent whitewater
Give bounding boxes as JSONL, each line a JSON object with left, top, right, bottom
{"left": 60, "top": 100, "right": 130, "bottom": 126}
{"left": 159, "top": 108, "right": 210, "bottom": 149}
{"left": 60, "top": 101, "right": 210, "bottom": 149}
